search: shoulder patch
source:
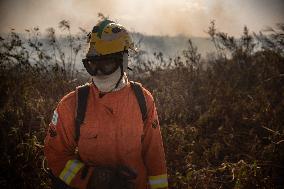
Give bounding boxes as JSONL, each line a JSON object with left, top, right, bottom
{"left": 48, "top": 126, "right": 57, "bottom": 137}
{"left": 51, "top": 110, "right": 59, "bottom": 125}
{"left": 152, "top": 119, "right": 159, "bottom": 129}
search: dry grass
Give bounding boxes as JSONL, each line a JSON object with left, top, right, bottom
{"left": 0, "top": 21, "right": 283, "bottom": 188}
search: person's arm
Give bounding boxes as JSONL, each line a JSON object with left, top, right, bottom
{"left": 142, "top": 92, "right": 168, "bottom": 189}
{"left": 44, "top": 96, "right": 92, "bottom": 189}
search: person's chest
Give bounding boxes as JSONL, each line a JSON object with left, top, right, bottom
{"left": 77, "top": 88, "right": 144, "bottom": 165}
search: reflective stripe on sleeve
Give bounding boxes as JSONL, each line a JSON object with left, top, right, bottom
{"left": 59, "top": 159, "right": 84, "bottom": 185}
{"left": 149, "top": 174, "right": 168, "bottom": 189}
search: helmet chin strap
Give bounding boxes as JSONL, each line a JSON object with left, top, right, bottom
{"left": 113, "top": 52, "right": 128, "bottom": 90}
{"left": 92, "top": 52, "right": 128, "bottom": 94}
{"left": 93, "top": 63, "right": 124, "bottom": 94}
{"left": 114, "top": 63, "right": 124, "bottom": 89}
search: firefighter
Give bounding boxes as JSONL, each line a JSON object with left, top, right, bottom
{"left": 44, "top": 19, "right": 168, "bottom": 189}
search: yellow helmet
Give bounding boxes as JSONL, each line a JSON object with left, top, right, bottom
{"left": 87, "top": 19, "right": 136, "bottom": 57}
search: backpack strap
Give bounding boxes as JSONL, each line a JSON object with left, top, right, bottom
{"left": 75, "top": 84, "right": 90, "bottom": 142}
{"left": 130, "top": 81, "right": 147, "bottom": 122}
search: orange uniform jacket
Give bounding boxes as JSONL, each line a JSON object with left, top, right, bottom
{"left": 44, "top": 82, "right": 168, "bottom": 189}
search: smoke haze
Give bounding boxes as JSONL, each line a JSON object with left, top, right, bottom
{"left": 0, "top": 0, "right": 283, "bottom": 36}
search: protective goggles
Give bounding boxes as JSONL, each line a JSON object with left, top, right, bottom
{"left": 82, "top": 53, "right": 123, "bottom": 76}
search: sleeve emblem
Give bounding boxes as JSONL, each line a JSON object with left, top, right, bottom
{"left": 51, "top": 110, "right": 59, "bottom": 126}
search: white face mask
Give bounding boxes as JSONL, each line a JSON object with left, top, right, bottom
{"left": 92, "top": 53, "right": 129, "bottom": 93}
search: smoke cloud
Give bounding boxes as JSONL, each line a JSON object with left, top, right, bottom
{"left": 0, "top": 0, "right": 283, "bottom": 36}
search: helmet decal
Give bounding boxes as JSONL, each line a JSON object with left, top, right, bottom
{"left": 97, "top": 19, "right": 114, "bottom": 38}
{"left": 87, "top": 19, "right": 136, "bottom": 57}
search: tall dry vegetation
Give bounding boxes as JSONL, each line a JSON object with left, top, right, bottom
{"left": 0, "top": 20, "right": 283, "bottom": 188}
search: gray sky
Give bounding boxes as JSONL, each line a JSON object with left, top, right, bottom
{"left": 0, "top": 0, "right": 283, "bottom": 37}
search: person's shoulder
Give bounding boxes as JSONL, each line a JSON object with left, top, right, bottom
{"left": 57, "top": 90, "right": 76, "bottom": 110}
{"left": 60, "top": 82, "right": 92, "bottom": 106}
{"left": 132, "top": 81, "right": 155, "bottom": 103}
{"left": 59, "top": 83, "right": 90, "bottom": 106}
{"left": 60, "top": 90, "right": 76, "bottom": 104}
